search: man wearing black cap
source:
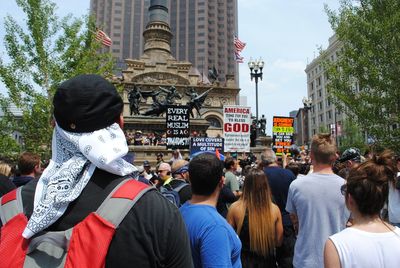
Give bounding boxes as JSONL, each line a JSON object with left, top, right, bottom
{"left": 143, "top": 160, "right": 155, "bottom": 180}
{"left": 338, "top": 147, "right": 363, "bottom": 179}
{"left": 0, "top": 74, "right": 193, "bottom": 267}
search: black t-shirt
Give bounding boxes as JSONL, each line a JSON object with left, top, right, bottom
{"left": 0, "top": 175, "right": 16, "bottom": 197}
{"left": 1, "top": 169, "right": 194, "bottom": 268}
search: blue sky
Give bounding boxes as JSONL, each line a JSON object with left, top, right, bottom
{"left": 0, "top": 0, "right": 340, "bottom": 134}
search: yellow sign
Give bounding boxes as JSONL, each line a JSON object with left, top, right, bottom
{"left": 272, "top": 126, "right": 294, "bottom": 133}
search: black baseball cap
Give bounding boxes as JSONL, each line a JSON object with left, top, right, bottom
{"left": 53, "top": 74, "right": 123, "bottom": 133}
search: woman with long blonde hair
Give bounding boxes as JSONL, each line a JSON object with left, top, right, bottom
{"left": 227, "top": 168, "right": 283, "bottom": 267}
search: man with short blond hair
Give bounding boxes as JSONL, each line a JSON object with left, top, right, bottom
{"left": 286, "top": 134, "right": 349, "bottom": 268}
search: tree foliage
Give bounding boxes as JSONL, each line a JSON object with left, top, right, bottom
{"left": 0, "top": 0, "right": 115, "bottom": 159}
{"left": 337, "top": 118, "right": 368, "bottom": 153}
{"left": 324, "top": 0, "right": 400, "bottom": 153}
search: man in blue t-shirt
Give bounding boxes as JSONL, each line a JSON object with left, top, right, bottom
{"left": 180, "top": 153, "right": 242, "bottom": 268}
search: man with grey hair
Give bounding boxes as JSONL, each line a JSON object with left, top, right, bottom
{"left": 261, "top": 148, "right": 296, "bottom": 268}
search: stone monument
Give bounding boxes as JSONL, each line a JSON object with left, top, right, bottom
{"left": 117, "top": 0, "right": 240, "bottom": 163}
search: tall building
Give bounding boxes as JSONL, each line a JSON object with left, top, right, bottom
{"left": 304, "top": 35, "right": 346, "bottom": 142}
{"left": 90, "top": 0, "right": 238, "bottom": 84}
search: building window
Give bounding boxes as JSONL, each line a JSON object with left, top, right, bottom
{"left": 318, "top": 90, "right": 322, "bottom": 97}
{"left": 318, "top": 102, "right": 323, "bottom": 110}
{"left": 319, "top": 114, "right": 324, "bottom": 123}
{"left": 207, "top": 116, "right": 222, "bottom": 128}
{"left": 327, "top": 111, "right": 332, "bottom": 120}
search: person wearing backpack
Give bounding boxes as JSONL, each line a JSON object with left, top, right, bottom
{"left": 0, "top": 74, "right": 193, "bottom": 268}
{"left": 158, "top": 161, "right": 189, "bottom": 207}
{"left": 169, "top": 160, "right": 191, "bottom": 205}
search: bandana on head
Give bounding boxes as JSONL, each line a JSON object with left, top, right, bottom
{"left": 22, "top": 123, "right": 137, "bottom": 239}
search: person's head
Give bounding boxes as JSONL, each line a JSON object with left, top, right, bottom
{"left": 339, "top": 147, "right": 362, "bottom": 169}
{"left": 156, "top": 152, "right": 164, "bottom": 162}
{"left": 310, "top": 133, "right": 336, "bottom": 165}
{"left": 224, "top": 157, "right": 237, "bottom": 171}
{"left": 0, "top": 161, "right": 12, "bottom": 177}
{"left": 189, "top": 153, "right": 224, "bottom": 196}
{"left": 286, "top": 162, "right": 300, "bottom": 177}
{"left": 242, "top": 168, "right": 272, "bottom": 205}
{"left": 333, "top": 160, "right": 347, "bottom": 177}
{"left": 157, "top": 162, "right": 171, "bottom": 180}
{"left": 343, "top": 150, "right": 397, "bottom": 216}
{"left": 260, "top": 148, "right": 277, "bottom": 167}
{"left": 143, "top": 160, "right": 151, "bottom": 172}
{"left": 172, "top": 149, "right": 180, "bottom": 159}
{"left": 171, "top": 159, "right": 189, "bottom": 181}
{"left": 53, "top": 74, "right": 123, "bottom": 133}
{"left": 18, "top": 152, "right": 41, "bottom": 176}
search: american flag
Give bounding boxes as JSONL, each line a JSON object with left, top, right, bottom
{"left": 95, "top": 29, "right": 112, "bottom": 47}
{"left": 235, "top": 51, "right": 244, "bottom": 63}
{"left": 234, "top": 35, "right": 246, "bottom": 52}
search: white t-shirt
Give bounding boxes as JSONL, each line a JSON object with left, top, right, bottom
{"left": 389, "top": 180, "right": 400, "bottom": 224}
{"left": 329, "top": 227, "right": 400, "bottom": 268}
{"left": 286, "top": 172, "right": 350, "bottom": 268}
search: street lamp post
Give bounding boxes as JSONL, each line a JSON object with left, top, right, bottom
{"left": 302, "top": 97, "right": 312, "bottom": 146}
{"left": 248, "top": 57, "right": 264, "bottom": 145}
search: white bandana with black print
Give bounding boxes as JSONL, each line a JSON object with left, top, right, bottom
{"left": 22, "top": 123, "right": 137, "bottom": 239}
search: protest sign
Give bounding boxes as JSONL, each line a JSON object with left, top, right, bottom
{"left": 190, "top": 137, "right": 224, "bottom": 157}
{"left": 223, "top": 105, "right": 251, "bottom": 152}
{"left": 272, "top": 116, "right": 294, "bottom": 156}
{"left": 166, "top": 105, "right": 190, "bottom": 149}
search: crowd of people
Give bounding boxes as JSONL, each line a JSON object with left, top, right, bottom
{"left": 1, "top": 74, "right": 400, "bottom": 267}
{"left": 124, "top": 130, "right": 209, "bottom": 146}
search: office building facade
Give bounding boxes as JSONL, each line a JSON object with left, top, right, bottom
{"left": 90, "top": 0, "right": 238, "bottom": 84}
{"left": 304, "top": 35, "right": 346, "bottom": 142}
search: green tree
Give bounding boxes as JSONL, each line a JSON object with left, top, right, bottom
{"left": 0, "top": 0, "right": 115, "bottom": 159}
{"left": 324, "top": 0, "right": 400, "bottom": 153}
{"left": 337, "top": 118, "right": 367, "bottom": 153}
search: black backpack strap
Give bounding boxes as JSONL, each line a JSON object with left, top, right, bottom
{"left": 96, "top": 178, "right": 154, "bottom": 228}
{"left": 171, "top": 180, "right": 189, "bottom": 193}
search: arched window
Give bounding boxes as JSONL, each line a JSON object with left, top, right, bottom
{"left": 206, "top": 116, "right": 222, "bottom": 128}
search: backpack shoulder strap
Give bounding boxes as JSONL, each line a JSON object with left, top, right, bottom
{"left": 172, "top": 180, "right": 189, "bottom": 193}
{"left": 96, "top": 178, "right": 154, "bottom": 228}
{"left": 0, "top": 187, "right": 23, "bottom": 225}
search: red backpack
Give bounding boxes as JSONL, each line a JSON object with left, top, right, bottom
{"left": 0, "top": 179, "right": 151, "bottom": 268}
